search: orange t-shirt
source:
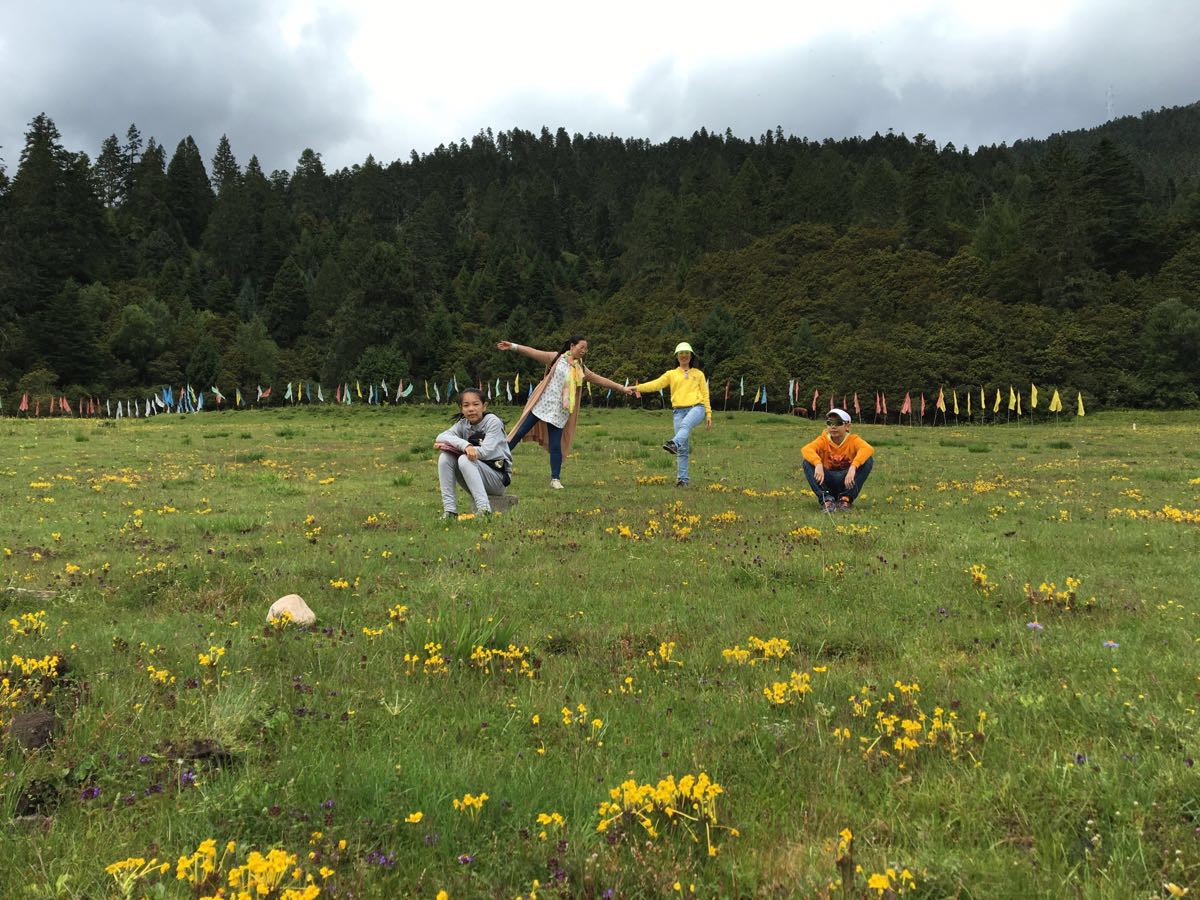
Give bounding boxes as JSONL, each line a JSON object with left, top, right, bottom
{"left": 801, "top": 433, "right": 874, "bottom": 470}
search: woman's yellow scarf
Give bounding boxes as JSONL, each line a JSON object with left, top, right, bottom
{"left": 560, "top": 355, "right": 584, "bottom": 413}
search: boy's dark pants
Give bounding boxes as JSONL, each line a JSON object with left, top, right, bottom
{"left": 803, "top": 456, "right": 874, "bottom": 503}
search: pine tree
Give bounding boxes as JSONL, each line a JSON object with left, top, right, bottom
{"left": 166, "top": 136, "right": 214, "bottom": 246}
{"left": 210, "top": 135, "right": 239, "bottom": 195}
{"left": 94, "top": 134, "right": 126, "bottom": 207}
{"left": 262, "top": 255, "right": 309, "bottom": 345}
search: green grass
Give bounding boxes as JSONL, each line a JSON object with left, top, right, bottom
{"left": 2, "top": 407, "right": 1199, "bottom": 898}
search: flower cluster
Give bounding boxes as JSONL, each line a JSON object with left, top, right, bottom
{"left": 403, "top": 642, "right": 448, "bottom": 676}
{"left": 8, "top": 609, "right": 48, "bottom": 636}
{"left": 560, "top": 703, "right": 604, "bottom": 743}
{"left": 846, "top": 681, "right": 986, "bottom": 767}
{"left": 1107, "top": 504, "right": 1200, "bottom": 525}
{"left": 452, "top": 791, "right": 489, "bottom": 821}
{"left": 198, "top": 645, "right": 226, "bottom": 668}
{"left": 470, "top": 644, "right": 537, "bottom": 679}
{"left": 595, "top": 772, "right": 736, "bottom": 857}
{"left": 1025, "top": 577, "right": 1094, "bottom": 612}
{"left": 789, "top": 525, "right": 821, "bottom": 542}
{"left": 535, "top": 811, "right": 565, "bottom": 840}
{"left": 967, "top": 563, "right": 995, "bottom": 598}
{"left": 126, "top": 837, "right": 331, "bottom": 899}
{"left": 722, "top": 635, "right": 792, "bottom": 666}
{"left": 764, "top": 669, "right": 813, "bottom": 705}
{"left": 647, "top": 641, "right": 682, "bottom": 670}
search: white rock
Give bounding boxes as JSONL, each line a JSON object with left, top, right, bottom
{"left": 267, "top": 594, "right": 315, "bottom": 626}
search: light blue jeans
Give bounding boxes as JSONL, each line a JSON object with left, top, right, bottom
{"left": 671, "top": 404, "right": 707, "bottom": 483}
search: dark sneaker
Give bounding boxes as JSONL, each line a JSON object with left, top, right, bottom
{"left": 820, "top": 496, "right": 836, "bottom": 512}
{"left": 675, "top": 479, "right": 689, "bottom": 488}
{"left": 837, "top": 497, "right": 853, "bottom": 511}
{"left": 441, "top": 511, "right": 458, "bottom": 521}
{"left": 662, "top": 440, "right": 678, "bottom": 455}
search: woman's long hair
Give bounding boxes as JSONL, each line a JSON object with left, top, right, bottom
{"left": 547, "top": 335, "right": 586, "bottom": 374}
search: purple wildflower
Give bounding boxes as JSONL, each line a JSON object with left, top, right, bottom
{"left": 1102, "top": 640, "right": 1119, "bottom": 648}
{"left": 79, "top": 785, "right": 101, "bottom": 801}
{"left": 1026, "top": 621, "right": 1044, "bottom": 631}
{"left": 180, "top": 769, "right": 197, "bottom": 787}
{"left": 457, "top": 854, "right": 474, "bottom": 865}
{"left": 1074, "top": 753, "right": 1087, "bottom": 765}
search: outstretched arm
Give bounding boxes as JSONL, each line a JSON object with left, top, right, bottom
{"left": 496, "top": 340, "right": 556, "bottom": 367}
{"left": 584, "top": 367, "right": 635, "bottom": 395}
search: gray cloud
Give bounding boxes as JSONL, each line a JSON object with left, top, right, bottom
{"left": 1, "top": 0, "right": 368, "bottom": 175}
{"left": 2, "top": 0, "right": 1197, "bottom": 180}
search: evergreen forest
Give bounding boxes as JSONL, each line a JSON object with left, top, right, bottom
{"left": 2, "top": 102, "right": 1200, "bottom": 409}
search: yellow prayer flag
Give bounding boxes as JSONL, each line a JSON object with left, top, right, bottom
{"left": 980, "top": 386, "right": 985, "bottom": 408}
{"left": 1008, "top": 386, "right": 1016, "bottom": 411}
{"left": 993, "top": 389, "right": 1001, "bottom": 413}
{"left": 952, "top": 390, "right": 959, "bottom": 415}
{"left": 1017, "top": 393, "right": 1022, "bottom": 415}
{"left": 1049, "top": 389, "right": 1062, "bottom": 412}
{"left": 356, "top": 381, "right": 362, "bottom": 399}
{"left": 515, "top": 373, "right": 520, "bottom": 394}
{"left": 1077, "top": 392, "right": 1085, "bottom": 416}
{"left": 1030, "top": 383, "right": 1039, "bottom": 409}
{"left": 424, "top": 380, "right": 430, "bottom": 399}
{"left": 936, "top": 386, "right": 946, "bottom": 412}
{"left": 967, "top": 391, "right": 972, "bottom": 415}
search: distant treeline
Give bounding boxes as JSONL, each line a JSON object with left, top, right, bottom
{"left": 1, "top": 103, "right": 1198, "bottom": 407}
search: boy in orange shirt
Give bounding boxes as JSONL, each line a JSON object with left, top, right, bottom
{"left": 801, "top": 408, "right": 875, "bottom": 511}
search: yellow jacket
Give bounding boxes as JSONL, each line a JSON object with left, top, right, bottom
{"left": 638, "top": 368, "right": 711, "bottom": 417}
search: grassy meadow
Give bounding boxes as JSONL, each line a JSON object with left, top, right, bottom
{"left": 1, "top": 405, "right": 1198, "bottom": 899}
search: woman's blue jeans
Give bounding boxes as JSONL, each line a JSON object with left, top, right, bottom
{"left": 508, "top": 413, "right": 564, "bottom": 479}
{"left": 671, "top": 404, "right": 707, "bottom": 483}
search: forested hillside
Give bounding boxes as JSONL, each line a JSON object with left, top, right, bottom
{"left": 2, "top": 103, "right": 1198, "bottom": 408}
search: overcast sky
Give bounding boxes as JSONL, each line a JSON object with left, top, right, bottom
{"left": 2, "top": 0, "right": 1198, "bottom": 177}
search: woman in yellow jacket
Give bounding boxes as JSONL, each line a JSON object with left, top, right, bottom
{"left": 634, "top": 342, "right": 712, "bottom": 486}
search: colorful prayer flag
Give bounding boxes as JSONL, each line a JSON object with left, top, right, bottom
{"left": 1077, "top": 392, "right": 1085, "bottom": 416}
{"left": 935, "top": 386, "right": 946, "bottom": 413}
{"left": 1049, "top": 390, "right": 1063, "bottom": 412}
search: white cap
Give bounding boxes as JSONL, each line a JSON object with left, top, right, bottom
{"left": 828, "top": 408, "right": 851, "bottom": 423}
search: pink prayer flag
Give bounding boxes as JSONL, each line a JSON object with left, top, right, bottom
{"left": 882, "top": 393, "right": 888, "bottom": 415}
{"left": 920, "top": 394, "right": 926, "bottom": 417}
{"left": 853, "top": 393, "right": 861, "bottom": 416}
{"left": 900, "top": 392, "right": 912, "bottom": 415}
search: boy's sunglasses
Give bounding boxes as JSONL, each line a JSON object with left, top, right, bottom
{"left": 826, "top": 419, "right": 844, "bottom": 426}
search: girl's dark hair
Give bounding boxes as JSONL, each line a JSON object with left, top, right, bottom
{"left": 451, "top": 386, "right": 486, "bottom": 421}
{"left": 547, "top": 335, "right": 587, "bottom": 374}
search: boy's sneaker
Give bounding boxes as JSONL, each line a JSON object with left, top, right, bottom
{"left": 675, "top": 479, "right": 689, "bottom": 488}
{"left": 662, "top": 440, "right": 678, "bottom": 455}
{"left": 441, "top": 511, "right": 458, "bottom": 521}
{"left": 837, "top": 497, "right": 853, "bottom": 511}
{"left": 549, "top": 478, "right": 564, "bottom": 489}
{"left": 820, "top": 496, "right": 836, "bottom": 512}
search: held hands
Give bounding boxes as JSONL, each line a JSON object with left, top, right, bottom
{"left": 622, "top": 385, "right": 636, "bottom": 397}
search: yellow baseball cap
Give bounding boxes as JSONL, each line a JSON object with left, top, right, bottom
{"left": 674, "top": 342, "right": 693, "bottom": 355}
